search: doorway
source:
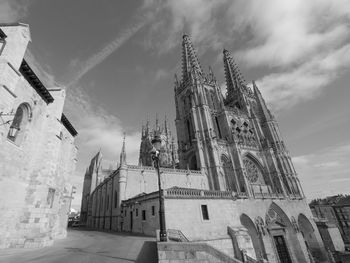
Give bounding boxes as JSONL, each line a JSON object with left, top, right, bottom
{"left": 273, "top": 235, "right": 292, "bottom": 263}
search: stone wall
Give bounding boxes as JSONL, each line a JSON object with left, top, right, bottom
{"left": 157, "top": 242, "right": 240, "bottom": 263}
{"left": 124, "top": 165, "right": 208, "bottom": 200}
{"left": 86, "top": 164, "right": 208, "bottom": 231}
{"left": 0, "top": 24, "right": 77, "bottom": 248}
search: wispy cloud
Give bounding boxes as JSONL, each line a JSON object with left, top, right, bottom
{"left": 144, "top": 0, "right": 350, "bottom": 110}
{"left": 293, "top": 143, "right": 350, "bottom": 199}
{"left": 0, "top": 0, "right": 31, "bottom": 23}
{"left": 66, "top": 6, "right": 156, "bottom": 87}
{"left": 64, "top": 85, "right": 141, "bottom": 209}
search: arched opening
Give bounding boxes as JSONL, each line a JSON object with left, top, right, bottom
{"left": 266, "top": 203, "right": 307, "bottom": 263}
{"left": 240, "top": 214, "right": 266, "bottom": 260}
{"left": 7, "top": 103, "right": 31, "bottom": 145}
{"left": 298, "top": 213, "right": 323, "bottom": 261}
{"left": 242, "top": 155, "right": 265, "bottom": 185}
{"left": 221, "top": 155, "right": 237, "bottom": 191}
{"left": 189, "top": 154, "right": 198, "bottom": 170}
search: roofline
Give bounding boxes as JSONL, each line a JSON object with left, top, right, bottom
{"left": 61, "top": 114, "right": 78, "bottom": 137}
{"left": 20, "top": 60, "right": 54, "bottom": 104}
{"left": 0, "top": 28, "right": 7, "bottom": 39}
{"left": 0, "top": 22, "right": 29, "bottom": 27}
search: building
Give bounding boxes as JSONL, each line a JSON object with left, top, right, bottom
{"left": 0, "top": 23, "right": 78, "bottom": 248}
{"left": 139, "top": 117, "right": 178, "bottom": 168}
{"left": 334, "top": 196, "right": 350, "bottom": 246}
{"left": 311, "top": 195, "right": 350, "bottom": 248}
{"left": 81, "top": 35, "right": 329, "bottom": 263}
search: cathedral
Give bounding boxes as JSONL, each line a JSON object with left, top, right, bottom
{"left": 80, "top": 35, "right": 329, "bottom": 263}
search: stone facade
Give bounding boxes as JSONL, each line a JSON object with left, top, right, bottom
{"left": 139, "top": 117, "right": 178, "bottom": 168}
{"left": 310, "top": 195, "right": 350, "bottom": 248}
{"left": 0, "top": 23, "right": 78, "bottom": 248}
{"left": 81, "top": 35, "right": 329, "bottom": 262}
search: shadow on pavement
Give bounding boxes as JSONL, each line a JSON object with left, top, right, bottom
{"left": 135, "top": 241, "right": 158, "bottom": 263}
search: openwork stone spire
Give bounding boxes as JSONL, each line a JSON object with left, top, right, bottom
{"left": 182, "top": 34, "right": 203, "bottom": 81}
{"left": 223, "top": 49, "right": 246, "bottom": 97}
{"left": 120, "top": 132, "right": 126, "bottom": 165}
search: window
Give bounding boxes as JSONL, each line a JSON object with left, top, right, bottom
{"left": 142, "top": 210, "right": 146, "bottom": 221}
{"left": 114, "top": 190, "right": 118, "bottom": 208}
{"left": 106, "top": 195, "right": 109, "bottom": 210}
{"left": 7, "top": 103, "right": 31, "bottom": 145}
{"left": 152, "top": 206, "right": 155, "bottom": 216}
{"left": 201, "top": 205, "right": 209, "bottom": 220}
{"left": 215, "top": 116, "right": 222, "bottom": 139}
{"left": 187, "top": 119, "right": 192, "bottom": 143}
{"left": 136, "top": 209, "right": 138, "bottom": 217}
{"left": 47, "top": 188, "right": 55, "bottom": 208}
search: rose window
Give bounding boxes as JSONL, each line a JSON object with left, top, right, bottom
{"left": 243, "top": 158, "right": 262, "bottom": 183}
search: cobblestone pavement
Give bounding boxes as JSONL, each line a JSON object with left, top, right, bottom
{"left": 0, "top": 229, "right": 157, "bottom": 263}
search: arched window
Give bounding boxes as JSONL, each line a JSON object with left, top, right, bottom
{"left": 7, "top": 103, "right": 31, "bottom": 145}
{"left": 243, "top": 156, "right": 265, "bottom": 185}
{"left": 221, "top": 155, "right": 237, "bottom": 191}
{"left": 189, "top": 154, "right": 198, "bottom": 170}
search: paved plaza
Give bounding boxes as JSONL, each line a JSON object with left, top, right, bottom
{"left": 0, "top": 229, "right": 157, "bottom": 263}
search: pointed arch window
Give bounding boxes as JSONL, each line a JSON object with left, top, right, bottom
{"left": 243, "top": 156, "right": 264, "bottom": 185}
{"left": 7, "top": 103, "right": 31, "bottom": 145}
{"left": 221, "top": 155, "right": 237, "bottom": 191}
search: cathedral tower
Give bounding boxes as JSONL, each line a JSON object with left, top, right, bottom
{"left": 174, "top": 35, "right": 303, "bottom": 197}
{"left": 175, "top": 35, "right": 225, "bottom": 190}
{"left": 139, "top": 117, "right": 178, "bottom": 168}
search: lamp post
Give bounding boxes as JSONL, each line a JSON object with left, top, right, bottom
{"left": 150, "top": 134, "right": 167, "bottom": 242}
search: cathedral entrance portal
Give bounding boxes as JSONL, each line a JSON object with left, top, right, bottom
{"left": 273, "top": 235, "right": 292, "bottom": 263}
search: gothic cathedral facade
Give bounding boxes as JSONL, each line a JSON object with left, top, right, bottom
{"left": 81, "top": 35, "right": 329, "bottom": 263}
{"left": 175, "top": 35, "right": 302, "bottom": 200}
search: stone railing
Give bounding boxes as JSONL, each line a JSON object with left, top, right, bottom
{"left": 164, "top": 188, "right": 236, "bottom": 199}
{"left": 127, "top": 164, "right": 202, "bottom": 175}
{"left": 167, "top": 229, "right": 189, "bottom": 242}
{"left": 158, "top": 242, "right": 242, "bottom": 263}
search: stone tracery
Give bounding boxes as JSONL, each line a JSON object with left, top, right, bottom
{"left": 243, "top": 157, "right": 263, "bottom": 184}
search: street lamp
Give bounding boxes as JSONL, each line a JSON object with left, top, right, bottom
{"left": 150, "top": 134, "right": 167, "bottom": 242}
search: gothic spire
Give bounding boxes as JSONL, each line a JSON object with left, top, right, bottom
{"left": 164, "top": 114, "right": 168, "bottom": 136}
{"left": 223, "top": 49, "right": 246, "bottom": 97}
{"left": 145, "top": 117, "right": 150, "bottom": 136}
{"left": 120, "top": 132, "right": 127, "bottom": 165}
{"left": 182, "top": 34, "right": 203, "bottom": 81}
{"left": 155, "top": 113, "right": 160, "bottom": 133}
{"left": 253, "top": 81, "right": 273, "bottom": 121}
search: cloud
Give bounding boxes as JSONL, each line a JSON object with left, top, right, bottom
{"left": 293, "top": 143, "right": 350, "bottom": 199}
{"left": 64, "top": 85, "right": 141, "bottom": 209}
{"left": 143, "top": 0, "right": 350, "bottom": 110}
{"left": 230, "top": 0, "right": 350, "bottom": 67}
{"left": 257, "top": 43, "right": 350, "bottom": 109}
{"left": 228, "top": 0, "right": 350, "bottom": 109}
{"left": 144, "top": 0, "right": 227, "bottom": 54}
{"left": 155, "top": 69, "right": 169, "bottom": 81}
{"left": 66, "top": 6, "right": 156, "bottom": 87}
{"left": 0, "top": 0, "right": 31, "bottom": 23}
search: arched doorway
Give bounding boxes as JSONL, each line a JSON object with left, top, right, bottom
{"left": 298, "top": 213, "right": 324, "bottom": 262}
{"left": 240, "top": 214, "right": 266, "bottom": 260}
{"left": 266, "top": 203, "right": 307, "bottom": 263}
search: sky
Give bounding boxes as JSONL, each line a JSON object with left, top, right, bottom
{"left": 1, "top": 0, "right": 350, "bottom": 210}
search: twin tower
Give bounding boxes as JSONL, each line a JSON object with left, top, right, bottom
{"left": 169, "top": 35, "right": 303, "bottom": 198}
